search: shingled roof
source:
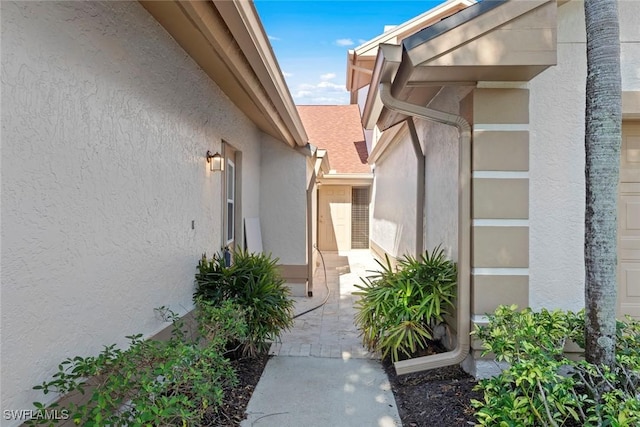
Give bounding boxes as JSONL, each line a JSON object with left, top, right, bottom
{"left": 296, "top": 105, "right": 370, "bottom": 174}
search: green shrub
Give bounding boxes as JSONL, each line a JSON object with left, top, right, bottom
{"left": 353, "top": 245, "right": 457, "bottom": 362}
{"left": 194, "top": 249, "right": 294, "bottom": 357}
{"left": 29, "top": 301, "right": 247, "bottom": 426}
{"left": 472, "top": 305, "right": 640, "bottom": 426}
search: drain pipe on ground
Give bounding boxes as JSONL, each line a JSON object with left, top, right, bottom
{"left": 379, "top": 82, "right": 472, "bottom": 375}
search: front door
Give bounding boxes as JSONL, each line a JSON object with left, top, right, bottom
{"left": 618, "top": 122, "right": 640, "bottom": 319}
{"left": 318, "top": 186, "right": 351, "bottom": 251}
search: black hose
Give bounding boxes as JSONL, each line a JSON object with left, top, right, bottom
{"left": 293, "top": 245, "right": 330, "bottom": 319}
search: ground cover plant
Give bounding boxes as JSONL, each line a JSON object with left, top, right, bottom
{"left": 472, "top": 305, "right": 640, "bottom": 426}
{"left": 194, "top": 249, "right": 294, "bottom": 357}
{"left": 353, "top": 245, "right": 457, "bottom": 362}
{"left": 28, "top": 301, "right": 248, "bottom": 426}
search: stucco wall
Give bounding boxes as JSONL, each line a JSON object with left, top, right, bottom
{"left": 619, "top": 0, "right": 640, "bottom": 90}
{"left": 418, "top": 87, "right": 462, "bottom": 262}
{"left": 370, "top": 128, "right": 418, "bottom": 259}
{"left": 260, "top": 136, "right": 307, "bottom": 266}
{"left": 528, "top": 0, "right": 640, "bottom": 311}
{"left": 0, "top": 1, "right": 266, "bottom": 420}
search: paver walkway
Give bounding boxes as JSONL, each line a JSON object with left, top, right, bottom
{"left": 242, "top": 250, "right": 401, "bottom": 427}
{"left": 268, "top": 250, "right": 378, "bottom": 360}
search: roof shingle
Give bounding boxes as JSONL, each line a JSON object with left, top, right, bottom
{"left": 296, "top": 105, "right": 370, "bottom": 174}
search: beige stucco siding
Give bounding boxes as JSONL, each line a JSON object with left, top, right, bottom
{"left": 370, "top": 129, "right": 419, "bottom": 259}
{"left": 473, "top": 179, "right": 529, "bottom": 219}
{"left": 473, "top": 131, "right": 529, "bottom": 171}
{"left": 528, "top": 0, "right": 640, "bottom": 312}
{"left": 419, "top": 87, "right": 464, "bottom": 261}
{"left": 260, "top": 135, "right": 308, "bottom": 266}
{"left": 0, "top": 1, "right": 285, "bottom": 420}
{"left": 528, "top": 1, "right": 588, "bottom": 312}
{"left": 470, "top": 87, "right": 530, "bottom": 321}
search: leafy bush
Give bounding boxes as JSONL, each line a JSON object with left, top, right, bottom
{"left": 194, "top": 249, "right": 294, "bottom": 357}
{"left": 472, "top": 305, "right": 640, "bottom": 426}
{"left": 353, "top": 245, "right": 457, "bottom": 362}
{"left": 29, "top": 301, "right": 247, "bottom": 426}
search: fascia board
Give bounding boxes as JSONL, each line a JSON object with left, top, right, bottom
{"left": 214, "top": 1, "right": 308, "bottom": 147}
{"left": 353, "top": 0, "right": 476, "bottom": 57}
{"left": 405, "top": 0, "right": 552, "bottom": 67}
{"left": 318, "top": 174, "right": 374, "bottom": 186}
{"left": 368, "top": 120, "right": 409, "bottom": 165}
{"left": 362, "top": 44, "right": 402, "bottom": 130}
{"left": 348, "top": 0, "right": 475, "bottom": 93}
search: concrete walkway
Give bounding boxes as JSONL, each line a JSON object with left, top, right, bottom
{"left": 242, "top": 250, "right": 401, "bottom": 427}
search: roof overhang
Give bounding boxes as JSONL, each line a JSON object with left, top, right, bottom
{"left": 317, "top": 173, "right": 374, "bottom": 187}
{"left": 315, "top": 149, "right": 331, "bottom": 176}
{"left": 346, "top": 0, "right": 475, "bottom": 96}
{"left": 140, "top": 0, "right": 307, "bottom": 148}
{"left": 362, "top": 0, "right": 558, "bottom": 131}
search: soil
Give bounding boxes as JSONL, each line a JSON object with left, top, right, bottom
{"left": 205, "top": 351, "right": 270, "bottom": 426}
{"left": 383, "top": 358, "right": 482, "bottom": 427}
{"left": 216, "top": 345, "right": 482, "bottom": 427}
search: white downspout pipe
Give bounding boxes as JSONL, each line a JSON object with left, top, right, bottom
{"left": 379, "top": 83, "right": 472, "bottom": 375}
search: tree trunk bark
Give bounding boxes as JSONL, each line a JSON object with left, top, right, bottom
{"left": 584, "top": 0, "right": 622, "bottom": 369}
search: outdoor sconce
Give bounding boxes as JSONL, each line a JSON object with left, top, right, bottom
{"left": 206, "top": 150, "right": 223, "bottom": 172}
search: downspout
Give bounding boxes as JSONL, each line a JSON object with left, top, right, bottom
{"left": 406, "top": 119, "right": 425, "bottom": 255}
{"left": 306, "top": 168, "right": 316, "bottom": 297}
{"left": 379, "top": 83, "right": 472, "bottom": 375}
{"left": 298, "top": 143, "right": 318, "bottom": 297}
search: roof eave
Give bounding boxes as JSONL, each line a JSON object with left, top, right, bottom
{"left": 346, "top": 0, "right": 476, "bottom": 94}
{"left": 362, "top": 44, "right": 403, "bottom": 130}
{"left": 373, "top": 0, "right": 558, "bottom": 130}
{"left": 140, "top": 0, "right": 307, "bottom": 148}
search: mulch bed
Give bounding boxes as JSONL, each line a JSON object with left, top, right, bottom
{"left": 383, "top": 358, "right": 481, "bottom": 427}
{"left": 204, "top": 351, "right": 270, "bottom": 426}
{"left": 380, "top": 341, "right": 482, "bottom": 426}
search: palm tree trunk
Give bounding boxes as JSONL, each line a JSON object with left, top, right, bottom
{"left": 583, "top": 0, "right": 622, "bottom": 369}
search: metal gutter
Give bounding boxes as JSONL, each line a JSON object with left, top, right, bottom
{"left": 379, "top": 82, "right": 472, "bottom": 375}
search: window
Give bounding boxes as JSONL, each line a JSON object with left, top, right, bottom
{"left": 351, "top": 187, "right": 370, "bottom": 249}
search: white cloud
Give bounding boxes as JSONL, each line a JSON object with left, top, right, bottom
{"left": 283, "top": 72, "right": 293, "bottom": 78}
{"left": 268, "top": 35, "right": 281, "bottom": 41}
{"left": 335, "top": 38, "right": 354, "bottom": 47}
{"left": 320, "top": 73, "right": 336, "bottom": 81}
{"left": 290, "top": 76, "right": 349, "bottom": 105}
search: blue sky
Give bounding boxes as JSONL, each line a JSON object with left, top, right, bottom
{"left": 254, "top": 1, "right": 444, "bottom": 105}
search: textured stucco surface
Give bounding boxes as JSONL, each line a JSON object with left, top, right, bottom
{"left": 528, "top": 0, "right": 640, "bottom": 311}
{"left": 260, "top": 135, "right": 307, "bottom": 266}
{"left": 419, "top": 87, "right": 462, "bottom": 262}
{"left": 370, "top": 87, "right": 461, "bottom": 261}
{"left": 370, "top": 130, "right": 418, "bottom": 258}
{"left": 0, "top": 1, "right": 297, "bottom": 419}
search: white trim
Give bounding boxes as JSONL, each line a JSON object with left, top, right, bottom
{"left": 472, "top": 315, "right": 490, "bottom": 324}
{"left": 473, "top": 124, "right": 529, "bottom": 131}
{"left": 473, "top": 219, "right": 529, "bottom": 227}
{"left": 472, "top": 171, "right": 529, "bottom": 179}
{"left": 477, "top": 81, "right": 529, "bottom": 89}
{"left": 226, "top": 158, "right": 236, "bottom": 246}
{"left": 472, "top": 268, "right": 529, "bottom": 276}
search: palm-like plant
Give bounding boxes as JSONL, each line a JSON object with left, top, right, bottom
{"left": 195, "top": 250, "right": 294, "bottom": 357}
{"left": 354, "top": 245, "right": 457, "bottom": 362}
